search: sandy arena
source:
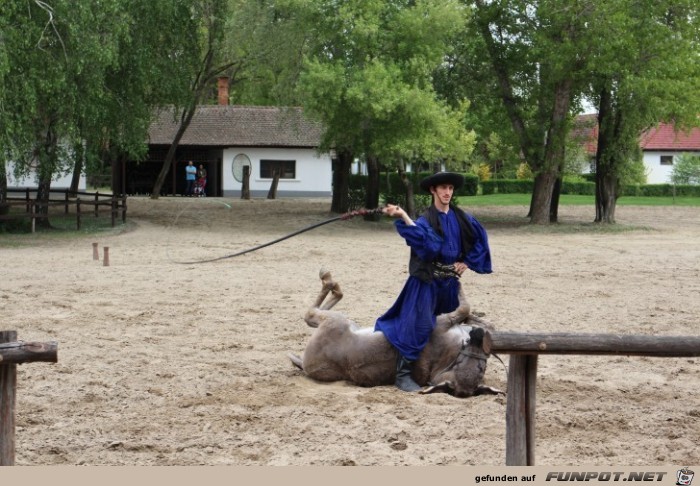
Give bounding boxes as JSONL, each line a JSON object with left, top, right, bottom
{"left": 1, "top": 197, "right": 698, "bottom": 465}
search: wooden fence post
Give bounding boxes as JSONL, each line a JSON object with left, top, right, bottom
{"left": 0, "top": 334, "right": 57, "bottom": 466}
{"left": 0, "top": 331, "right": 17, "bottom": 466}
{"left": 111, "top": 198, "right": 116, "bottom": 227}
{"left": 505, "top": 354, "right": 537, "bottom": 466}
{"left": 30, "top": 203, "right": 36, "bottom": 234}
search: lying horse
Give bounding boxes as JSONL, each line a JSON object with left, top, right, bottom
{"left": 289, "top": 269, "right": 503, "bottom": 397}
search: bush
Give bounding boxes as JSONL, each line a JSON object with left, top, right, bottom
{"left": 481, "top": 179, "right": 533, "bottom": 194}
{"left": 516, "top": 163, "right": 533, "bottom": 180}
{"left": 561, "top": 181, "right": 595, "bottom": 195}
{"left": 621, "top": 183, "right": 700, "bottom": 197}
{"left": 477, "top": 164, "right": 492, "bottom": 182}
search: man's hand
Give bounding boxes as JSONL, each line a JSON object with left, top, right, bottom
{"left": 383, "top": 204, "right": 415, "bottom": 226}
{"left": 453, "top": 262, "right": 468, "bottom": 275}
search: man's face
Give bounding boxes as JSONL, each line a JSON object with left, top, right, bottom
{"left": 431, "top": 183, "right": 454, "bottom": 206}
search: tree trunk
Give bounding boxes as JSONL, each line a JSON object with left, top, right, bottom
{"left": 34, "top": 121, "right": 59, "bottom": 229}
{"left": 593, "top": 83, "right": 619, "bottom": 224}
{"left": 595, "top": 172, "right": 617, "bottom": 223}
{"left": 398, "top": 165, "right": 415, "bottom": 218}
{"left": 241, "top": 165, "right": 251, "bottom": 200}
{"left": 151, "top": 103, "right": 198, "bottom": 198}
{"left": 267, "top": 169, "right": 280, "bottom": 199}
{"left": 35, "top": 177, "right": 52, "bottom": 229}
{"left": 543, "top": 80, "right": 573, "bottom": 224}
{"left": 331, "top": 149, "right": 353, "bottom": 214}
{"left": 529, "top": 171, "right": 557, "bottom": 224}
{"left": 69, "top": 141, "right": 84, "bottom": 196}
{"left": 0, "top": 161, "right": 6, "bottom": 204}
{"left": 549, "top": 177, "right": 562, "bottom": 223}
{"left": 364, "top": 154, "right": 381, "bottom": 221}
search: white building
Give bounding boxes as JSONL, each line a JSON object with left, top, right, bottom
{"left": 639, "top": 123, "right": 700, "bottom": 184}
{"left": 6, "top": 163, "right": 86, "bottom": 190}
{"left": 116, "top": 79, "right": 332, "bottom": 197}
{"left": 574, "top": 115, "right": 700, "bottom": 184}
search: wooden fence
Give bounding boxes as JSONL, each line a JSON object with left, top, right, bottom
{"left": 484, "top": 331, "right": 700, "bottom": 465}
{"left": 0, "top": 188, "right": 127, "bottom": 232}
{"left": 0, "top": 331, "right": 58, "bottom": 466}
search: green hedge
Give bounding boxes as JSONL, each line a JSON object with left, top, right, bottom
{"left": 482, "top": 178, "right": 700, "bottom": 197}
{"left": 349, "top": 175, "right": 700, "bottom": 201}
{"left": 561, "top": 181, "right": 596, "bottom": 195}
{"left": 621, "top": 183, "right": 700, "bottom": 197}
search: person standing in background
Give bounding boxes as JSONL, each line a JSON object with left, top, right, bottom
{"left": 184, "top": 161, "right": 197, "bottom": 196}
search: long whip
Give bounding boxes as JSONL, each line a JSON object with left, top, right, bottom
{"left": 173, "top": 207, "right": 386, "bottom": 264}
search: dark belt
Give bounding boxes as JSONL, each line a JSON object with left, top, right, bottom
{"left": 432, "top": 262, "right": 460, "bottom": 279}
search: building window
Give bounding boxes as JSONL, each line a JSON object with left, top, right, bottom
{"left": 660, "top": 155, "right": 674, "bottom": 166}
{"left": 260, "top": 160, "right": 296, "bottom": 179}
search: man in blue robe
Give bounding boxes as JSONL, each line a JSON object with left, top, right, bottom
{"left": 375, "top": 172, "right": 492, "bottom": 392}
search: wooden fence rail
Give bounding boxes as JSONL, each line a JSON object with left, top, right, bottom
{"left": 484, "top": 331, "right": 700, "bottom": 466}
{"left": 0, "top": 331, "right": 58, "bottom": 466}
{"left": 1, "top": 188, "right": 127, "bottom": 233}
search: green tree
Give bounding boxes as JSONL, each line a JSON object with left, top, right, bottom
{"left": 458, "top": 0, "right": 595, "bottom": 224}
{"left": 0, "top": 0, "right": 131, "bottom": 224}
{"left": 587, "top": 0, "right": 700, "bottom": 222}
{"left": 296, "top": 0, "right": 475, "bottom": 214}
{"left": 0, "top": 0, "right": 193, "bottom": 222}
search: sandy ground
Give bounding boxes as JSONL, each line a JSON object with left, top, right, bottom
{"left": 1, "top": 196, "right": 699, "bottom": 466}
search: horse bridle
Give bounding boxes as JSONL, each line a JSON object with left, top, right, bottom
{"left": 430, "top": 326, "right": 489, "bottom": 383}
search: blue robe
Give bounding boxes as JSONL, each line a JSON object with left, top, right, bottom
{"left": 374, "top": 209, "right": 492, "bottom": 360}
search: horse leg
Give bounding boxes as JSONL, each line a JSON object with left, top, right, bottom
{"left": 310, "top": 268, "right": 334, "bottom": 309}
{"left": 435, "top": 281, "right": 471, "bottom": 330}
{"left": 318, "top": 269, "right": 343, "bottom": 310}
{"left": 304, "top": 269, "right": 344, "bottom": 328}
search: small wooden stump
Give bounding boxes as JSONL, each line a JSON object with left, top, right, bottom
{"left": 92, "top": 242, "right": 99, "bottom": 261}
{"left": 103, "top": 246, "right": 110, "bottom": 266}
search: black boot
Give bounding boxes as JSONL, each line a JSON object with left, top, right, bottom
{"left": 395, "top": 356, "right": 421, "bottom": 392}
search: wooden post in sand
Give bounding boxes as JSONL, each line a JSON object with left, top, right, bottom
{"left": 0, "top": 331, "right": 16, "bottom": 466}
{"left": 103, "top": 247, "right": 110, "bottom": 266}
{"left": 0, "top": 331, "right": 58, "bottom": 466}
{"left": 92, "top": 242, "right": 99, "bottom": 260}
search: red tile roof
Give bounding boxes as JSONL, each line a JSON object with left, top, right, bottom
{"left": 573, "top": 115, "right": 700, "bottom": 153}
{"left": 639, "top": 123, "right": 700, "bottom": 151}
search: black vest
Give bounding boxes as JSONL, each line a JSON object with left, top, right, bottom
{"left": 408, "top": 205, "right": 476, "bottom": 283}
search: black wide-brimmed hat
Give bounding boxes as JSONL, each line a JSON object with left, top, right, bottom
{"left": 419, "top": 171, "right": 464, "bottom": 193}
